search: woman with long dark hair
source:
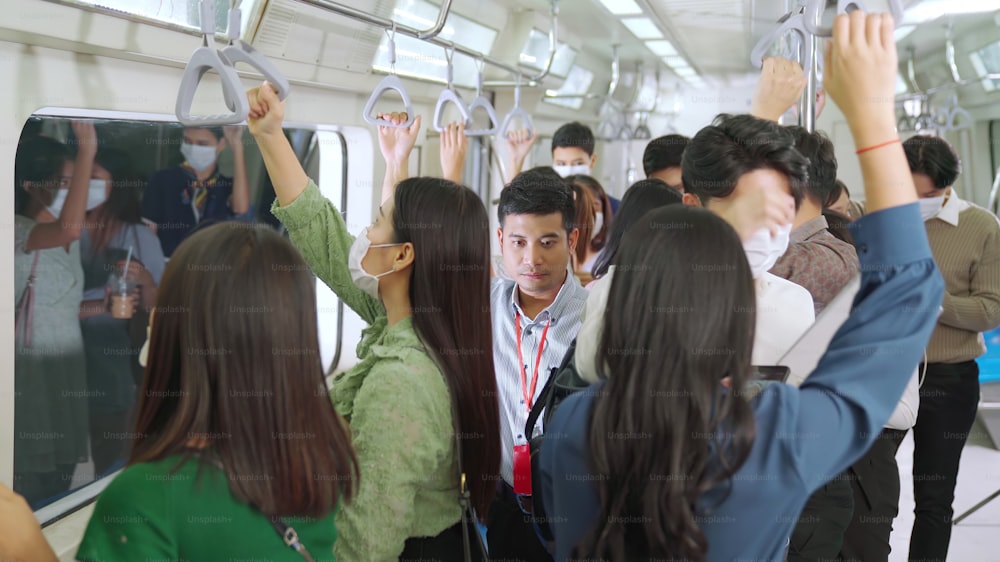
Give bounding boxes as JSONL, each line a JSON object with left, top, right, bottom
{"left": 568, "top": 182, "right": 595, "bottom": 284}
{"left": 245, "top": 83, "right": 500, "bottom": 560}
{"left": 539, "top": 13, "right": 945, "bottom": 561}
{"left": 76, "top": 223, "right": 358, "bottom": 561}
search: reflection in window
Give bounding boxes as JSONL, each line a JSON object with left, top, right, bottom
{"left": 13, "top": 114, "right": 343, "bottom": 514}
{"left": 60, "top": 0, "right": 263, "bottom": 35}
{"left": 371, "top": 0, "right": 498, "bottom": 89}
{"left": 543, "top": 65, "right": 595, "bottom": 110}
{"left": 970, "top": 41, "right": 1000, "bottom": 93}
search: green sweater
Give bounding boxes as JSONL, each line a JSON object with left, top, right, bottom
{"left": 76, "top": 455, "right": 338, "bottom": 561}
{"left": 271, "top": 180, "right": 461, "bottom": 561}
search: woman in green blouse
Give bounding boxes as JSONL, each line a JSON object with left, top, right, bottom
{"left": 247, "top": 82, "right": 501, "bottom": 560}
{"left": 76, "top": 223, "right": 359, "bottom": 561}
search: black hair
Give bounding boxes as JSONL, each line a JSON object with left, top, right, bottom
{"left": 785, "top": 127, "right": 837, "bottom": 207}
{"left": 682, "top": 114, "right": 807, "bottom": 210}
{"left": 825, "top": 179, "right": 850, "bottom": 209}
{"left": 184, "top": 126, "right": 225, "bottom": 141}
{"left": 643, "top": 134, "right": 690, "bottom": 177}
{"left": 823, "top": 209, "right": 854, "bottom": 245}
{"left": 592, "top": 179, "right": 682, "bottom": 279}
{"left": 902, "top": 135, "right": 961, "bottom": 190}
{"left": 566, "top": 175, "right": 613, "bottom": 251}
{"left": 15, "top": 135, "right": 71, "bottom": 216}
{"left": 498, "top": 169, "right": 577, "bottom": 233}
{"left": 552, "top": 122, "right": 596, "bottom": 156}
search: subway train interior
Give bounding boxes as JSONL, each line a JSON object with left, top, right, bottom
{"left": 3, "top": 0, "right": 1000, "bottom": 560}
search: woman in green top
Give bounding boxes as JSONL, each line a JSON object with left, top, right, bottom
{"left": 77, "top": 223, "right": 359, "bottom": 561}
{"left": 246, "top": 82, "right": 501, "bottom": 561}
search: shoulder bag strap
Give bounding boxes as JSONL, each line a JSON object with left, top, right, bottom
{"left": 450, "top": 385, "right": 490, "bottom": 562}
{"left": 16, "top": 251, "right": 41, "bottom": 348}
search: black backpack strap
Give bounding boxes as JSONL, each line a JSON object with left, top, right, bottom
{"left": 524, "top": 338, "right": 577, "bottom": 439}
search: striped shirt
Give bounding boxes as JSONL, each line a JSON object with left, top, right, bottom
{"left": 923, "top": 192, "right": 1000, "bottom": 363}
{"left": 491, "top": 275, "right": 589, "bottom": 486}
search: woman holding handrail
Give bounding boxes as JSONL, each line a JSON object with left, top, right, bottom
{"left": 246, "top": 84, "right": 500, "bottom": 560}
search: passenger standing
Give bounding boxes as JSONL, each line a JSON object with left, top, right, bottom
{"left": 828, "top": 179, "right": 853, "bottom": 218}
{"left": 566, "top": 175, "right": 613, "bottom": 280}
{"left": 903, "top": 134, "right": 1000, "bottom": 562}
{"left": 680, "top": 114, "right": 816, "bottom": 365}
{"left": 78, "top": 148, "right": 163, "bottom": 476}
{"left": 487, "top": 171, "right": 590, "bottom": 561}
{"left": 141, "top": 126, "right": 250, "bottom": 257}
{"left": 538, "top": 13, "right": 945, "bottom": 561}
{"left": 13, "top": 122, "right": 97, "bottom": 508}
{"left": 76, "top": 224, "right": 358, "bottom": 561}
{"left": 642, "top": 134, "right": 690, "bottom": 191}
{"left": 246, "top": 90, "right": 501, "bottom": 561}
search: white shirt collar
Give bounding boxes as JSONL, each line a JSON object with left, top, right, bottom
{"left": 932, "top": 188, "right": 969, "bottom": 227}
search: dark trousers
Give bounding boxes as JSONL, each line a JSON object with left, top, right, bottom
{"left": 908, "top": 361, "right": 980, "bottom": 562}
{"left": 788, "top": 471, "right": 855, "bottom": 562}
{"left": 839, "top": 428, "right": 908, "bottom": 562}
{"left": 487, "top": 482, "right": 554, "bottom": 562}
{"left": 400, "top": 518, "right": 486, "bottom": 562}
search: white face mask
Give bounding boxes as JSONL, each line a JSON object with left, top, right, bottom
{"left": 919, "top": 194, "right": 946, "bottom": 221}
{"left": 87, "top": 179, "right": 109, "bottom": 210}
{"left": 591, "top": 212, "right": 604, "bottom": 240}
{"left": 45, "top": 188, "right": 69, "bottom": 217}
{"left": 553, "top": 164, "right": 592, "bottom": 178}
{"left": 180, "top": 142, "right": 218, "bottom": 172}
{"left": 138, "top": 323, "right": 150, "bottom": 368}
{"left": 743, "top": 224, "right": 793, "bottom": 279}
{"left": 348, "top": 227, "right": 403, "bottom": 299}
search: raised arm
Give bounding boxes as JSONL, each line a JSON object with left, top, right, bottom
{"left": 377, "top": 112, "right": 421, "bottom": 205}
{"left": 439, "top": 122, "right": 467, "bottom": 184}
{"left": 223, "top": 125, "right": 250, "bottom": 216}
{"left": 247, "top": 81, "right": 383, "bottom": 323}
{"left": 504, "top": 128, "right": 536, "bottom": 183}
{"left": 25, "top": 121, "right": 96, "bottom": 251}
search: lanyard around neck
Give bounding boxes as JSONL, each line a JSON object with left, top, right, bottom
{"left": 515, "top": 311, "right": 551, "bottom": 411}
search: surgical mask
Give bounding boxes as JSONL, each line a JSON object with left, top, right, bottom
{"left": 553, "top": 164, "right": 591, "bottom": 178}
{"left": 87, "top": 179, "right": 109, "bottom": 210}
{"left": 138, "top": 323, "right": 150, "bottom": 368}
{"left": 742, "top": 224, "right": 793, "bottom": 279}
{"left": 591, "top": 212, "right": 604, "bottom": 240}
{"left": 180, "top": 142, "right": 218, "bottom": 172}
{"left": 46, "top": 188, "right": 69, "bottom": 217}
{"left": 919, "top": 195, "right": 946, "bottom": 221}
{"left": 348, "top": 227, "right": 403, "bottom": 299}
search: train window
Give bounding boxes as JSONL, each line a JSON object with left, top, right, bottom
{"left": 60, "top": 0, "right": 264, "bottom": 36}
{"left": 12, "top": 112, "right": 344, "bottom": 521}
{"left": 372, "top": 0, "right": 498, "bottom": 89}
{"left": 970, "top": 41, "right": 1000, "bottom": 93}
{"left": 520, "top": 29, "right": 578, "bottom": 79}
{"left": 543, "top": 65, "right": 595, "bottom": 110}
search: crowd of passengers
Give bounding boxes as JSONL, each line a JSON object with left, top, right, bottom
{"left": 3, "top": 11, "right": 1000, "bottom": 562}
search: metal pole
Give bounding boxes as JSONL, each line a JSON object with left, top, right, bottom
{"left": 483, "top": 0, "right": 560, "bottom": 87}
{"left": 417, "top": 0, "right": 453, "bottom": 40}
{"left": 799, "top": 34, "right": 818, "bottom": 132}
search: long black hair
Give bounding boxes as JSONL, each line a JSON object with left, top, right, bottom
{"left": 89, "top": 148, "right": 146, "bottom": 256}
{"left": 577, "top": 205, "right": 757, "bottom": 560}
{"left": 591, "top": 179, "right": 682, "bottom": 279}
{"left": 393, "top": 177, "right": 501, "bottom": 518}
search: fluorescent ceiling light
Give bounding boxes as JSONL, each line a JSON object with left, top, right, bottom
{"left": 621, "top": 17, "right": 662, "bottom": 39}
{"left": 894, "top": 25, "right": 916, "bottom": 41}
{"left": 597, "top": 0, "right": 643, "bottom": 15}
{"left": 902, "top": 0, "right": 999, "bottom": 25}
{"left": 674, "top": 67, "right": 697, "bottom": 77}
{"left": 662, "top": 55, "right": 687, "bottom": 68}
{"left": 646, "top": 40, "right": 678, "bottom": 57}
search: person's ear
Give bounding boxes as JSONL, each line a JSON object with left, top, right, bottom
{"left": 496, "top": 227, "right": 504, "bottom": 255}
{"left": 393, "top": 242, "right": 415, "bottom": 272}
{"left": 589, "top": 153, "right": 598, "bottom": 169}
{"left": 682, "top": 192, "right": 702, "bottom": 207}
{"left": 568, "top": 227, "right": 580, "bottom": 254}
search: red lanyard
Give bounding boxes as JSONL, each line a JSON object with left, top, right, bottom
{"left": 515, "top": 312, "right": 551, "bottom": 411}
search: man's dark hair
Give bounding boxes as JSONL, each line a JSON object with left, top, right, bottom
{"left": 902, "top": 135, "right": 961, "bottom": 190}
{"left": 552, "top": 122, "right": 595, "bottom": 156}
{"left": 682, "top": 114, "right": 806, "bottom": 210}
{"left": 642, "top": 134, "right": 690, "bottom": 177}
{"left": 498, "top": 169, "right": 576, "bottom": 233}
{"left": 785, "top": 127, "right": 837, "bottom": 207}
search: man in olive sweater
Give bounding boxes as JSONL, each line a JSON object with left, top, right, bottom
{"left": 902, "top": 135, "right": 1000, "bottom": 562}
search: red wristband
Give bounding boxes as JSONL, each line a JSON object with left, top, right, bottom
{"left": 856, "top": 138, "right": 901, "bottom": 155}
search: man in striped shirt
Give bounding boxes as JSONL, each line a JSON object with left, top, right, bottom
{"left": 487, "top": 170, "right": 589, "bottom": 561}
{"left": 902, "top": 135, "right": 1000, "bottom": 562}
